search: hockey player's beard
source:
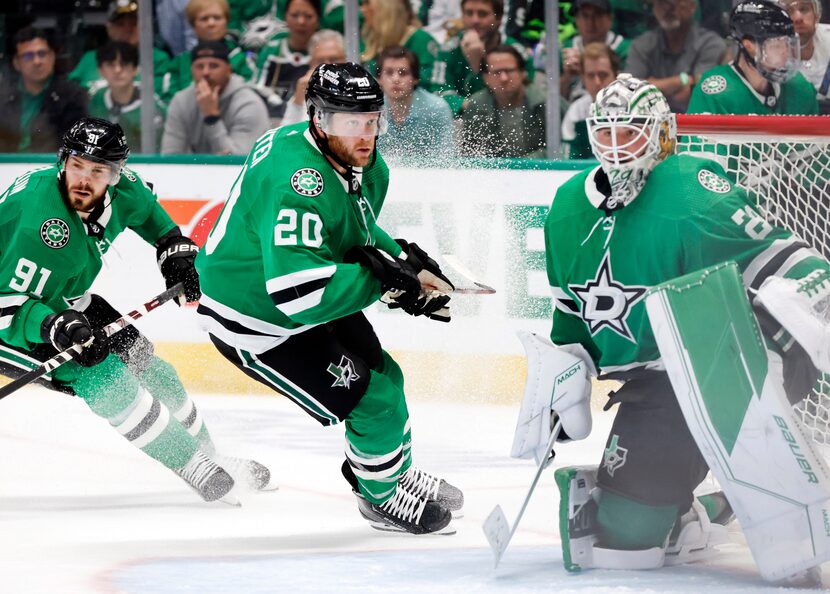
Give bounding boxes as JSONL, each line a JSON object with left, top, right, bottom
{"left": 327, "top": 135, "right": 375, "bottom": 168}
{"left": 67, "top": 183, "right": 105, "bottom": 216}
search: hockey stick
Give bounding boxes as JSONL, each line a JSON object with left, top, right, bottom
{"left": 482, "top": 419, "right": 563, "bottom": 568}
{"left": 441, "top": 254, "right": 496, "bottom": 294}
{"left": 0, "top": 283, "right": 185, "bottom": 400}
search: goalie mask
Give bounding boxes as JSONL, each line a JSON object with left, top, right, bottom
{"left": 58, "top": 117, "right": 129, "bottom": 185}
{"left": 587, "top": 74, "right": 676, "bottom": 209}
{"left": 730, "top": 0, "right": 800, "bottom": 84}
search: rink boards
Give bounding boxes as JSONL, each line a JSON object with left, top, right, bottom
{"left": 0, "top": 160, "right": 585, "bottom": 402}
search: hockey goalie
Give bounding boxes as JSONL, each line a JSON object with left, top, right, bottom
{"left": 509, "top": 71, "right": 830, "bottom": 585}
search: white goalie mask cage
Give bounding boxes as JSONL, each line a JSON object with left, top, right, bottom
{"left": 587, "top": 74, "right": 677, "bottom": 208}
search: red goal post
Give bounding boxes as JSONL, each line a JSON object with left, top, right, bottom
{"left": 675, "top": 113, "right": 830, "bottom": 451}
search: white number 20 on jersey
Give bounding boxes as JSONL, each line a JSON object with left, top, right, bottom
{"left": 274, "top": 209, "right": 323, "bottom": 247}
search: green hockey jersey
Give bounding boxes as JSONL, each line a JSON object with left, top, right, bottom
{"left": 0, "top": 166, "right": 176, "bottom": 351}
{"left": 195, "top": 123, "right": 401, "bottom": 354}
{"left": 688, "top": 63, "right": 818, "bottom": 115}
{"left": 546, "top": 153, "right": 829, "bottom": 372}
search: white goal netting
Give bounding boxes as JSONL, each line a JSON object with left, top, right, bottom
{"left": 676, "top": 115, "right": 830, "bottom": 455}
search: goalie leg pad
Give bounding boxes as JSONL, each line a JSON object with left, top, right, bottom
{"left": 647, "top": 262, "right": 830, "bottom": 582}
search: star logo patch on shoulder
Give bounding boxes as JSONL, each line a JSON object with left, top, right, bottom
{"left": 701, "top": 75, "right": 727, "bottom": 95}
{"left": 698, "top": 169, "right": 731, "bottom": 194}
{"left": 291, "top": 168, "right": 324, "bottom": 197}
{"left": 569, "top": 252, "right": 647, "bottom": 342}
{"left": 40, "top": 218, "right": 70, "bottom": 249}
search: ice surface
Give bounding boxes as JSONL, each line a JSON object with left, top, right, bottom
{"left": 0, "top": 388, "right": 823, "bottom": 593}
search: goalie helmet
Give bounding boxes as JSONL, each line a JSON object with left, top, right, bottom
{"left": 58, "top": 117, "right": 129, "bottom": 184}
{"left": 730, "top": 0, "right": 800, "bottom": 83}
{"left": 587, "top": 74, "right": 676, "bottom": 209}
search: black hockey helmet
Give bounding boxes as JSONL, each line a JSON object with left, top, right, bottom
{"left": 730, "top": 0, "right": 799, "bottom": 83}
{"left": 58, "top": 117, "right": 130, "bottom": 168}
{"left": 305, "top": 62, "right": 385, "bottom": 115}
{"left": 730, "top": 0, "right": 795, "bottom": 43}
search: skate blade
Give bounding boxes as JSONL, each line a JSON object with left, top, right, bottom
{"left": 451, "top": 509, "right": 464, "bottom": 519}
{"left": 367, "top": 520, "right": 457, "bottom": 536}
{"left": 217, "top": 492, "right": 242, "bottom": 507}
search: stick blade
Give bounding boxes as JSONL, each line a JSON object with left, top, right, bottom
{"left": 441, "top": 254, "right": 497, "bottom": 295}
{"left": 482, "top": 504, "right": 511, "bottom": 567}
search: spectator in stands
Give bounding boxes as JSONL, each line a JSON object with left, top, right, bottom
{"left": 433, "top": 0, "right": 532, "bottom": 116}
{"left": 162, "top": 0, "right": 255, "bottom": 103}
{"left": 161, "top": 40, "right": 269, "bottom": 154}
{"left": 89, "top": 42, "right": 166, "bottom": 152}
{"left": 562, "top": 42, "right": 620, "bottom": 159}
{"left": 626, "top": 0, "right": 727, "bottom": 113}
{"left": 156, "top": 0, "right": 196, "bottom": 56}
{"left": 255, "top": 0, "right": 320, "bottom": 122}
{"left": 360, "top": 0, "right": 440, "bottom": 91}
{"left": 376, "top": 46, "right": 454, "bottom": 161}
{"left": 560, "top": 0, "right": 630, "bottom": 101}
{"left": 688, "top": 0, "right": 818, "bottom": 115}
{"left": 70, "top": 0, "right": 171, "bottom": 95}
{"left": 280, "top": 29, "right": 347, "bottom": 127}
{"left": 0, "top": 27, "right": 87, "bottom": 153}
{"left": 782, "top": 0, "right": 830, "bottom": 105}
{"left": 417, "top": 0, "right": 464, "bottom": 45}
{"left": 460, "top": 44, "right": 545, "bottom": 158}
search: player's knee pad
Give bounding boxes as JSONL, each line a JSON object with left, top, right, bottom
{"left": 74, "top": 293, "right": 154, "bottom": 371}
{"left": 378, "top": 350, "right": 404, "bottom": 388}
{"left": 71, "top": 356, "right": 140, "bottom": 418}
{"left": 350, "top": 372, "right": 408, "bottom": 433}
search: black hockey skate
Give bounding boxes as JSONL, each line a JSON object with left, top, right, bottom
{"left": 341, "top": 461, "right": 454, "bottom": 535}
{"left": 176, "top": 451, "right": 237, "bottom": 504}
{"left": 398, "top": 466, "right": 464, "bottom": 517}
{"left": 215, "top": 455, "right": 276, "bottom": 491}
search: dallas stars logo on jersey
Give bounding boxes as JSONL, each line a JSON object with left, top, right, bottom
{"left": 40, "top": 218, "right": 70, "bottom": 249}
{"left": 328, "top": 355, "right": 360, "bottom": 388}
{"left": 291, "top": 168, "right": 324, "bottom": 197}
{"left": 569, "top": 252, "right": 647, "bottom": 342}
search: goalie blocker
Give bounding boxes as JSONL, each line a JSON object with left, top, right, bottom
{"left": 646, "top": 262, "right": 830, "bottom": 582}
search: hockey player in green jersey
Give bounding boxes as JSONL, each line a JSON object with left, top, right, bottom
{"left": 195, "top": 62, "right": 464, "bottom": 535}
{"left": 510, "top": 74, "right": 829, "bottom": 576}
{"left": 0, "top": 117, "right": 272, "bottom": 503}
{"left": 688, "top": 0, "right": 818, "bottom": 115}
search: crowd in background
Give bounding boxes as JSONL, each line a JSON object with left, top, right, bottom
{"left": 0, "top": 0, "right": 828, "bottom": 160}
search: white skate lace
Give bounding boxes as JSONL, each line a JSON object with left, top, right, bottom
{"left": 399, "top": 467, "right": 440, "bottom": 500}
{"left": 178, "top": 451, "right": 218, "bottom": 490}
{"left": 381, "top": 485, "right": 427, "bottom": 523}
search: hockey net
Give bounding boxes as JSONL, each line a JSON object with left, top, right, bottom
{"left": 676, "top": 114, "right": 830, "bottom": 454}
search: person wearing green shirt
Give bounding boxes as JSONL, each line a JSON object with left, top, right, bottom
{"left": 69, "top": 0, "right": 171, "bottom": 96}
{"left": 432, "top": 0, "right": 533, "bottom": 116}
{"left": 254, "top": 0, "right": 319, "bottom": 120}
{"left": 360, "top": 0, "right": 441, "bottom": 93}
{"left": 195, "top": 63, "right": 463, "bottom": 535}
{"left": 89, "top": 41, "right": 166, "bottom": 152}
{"left": 162, "top": 0, "right": 255, "bottom": 103}
{"left": 0, "top": 118, "right": 273, "bottom": 502}
{"left": 688, "top": 0, "right": 818, "bottom": 115}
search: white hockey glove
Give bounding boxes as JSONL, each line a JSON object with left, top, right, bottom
{"left": 754, "top": 270, "right": 830, "bottom": 373}
{"left": 511, "top": 331, "right": 597, "bottom": 465}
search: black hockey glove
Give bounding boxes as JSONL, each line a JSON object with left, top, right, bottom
{"left": 40, "top": 310, "right": 110, "bottom": 367}
{"left": 344, "top": 245, "right": 421, "bottom": 310}
{"left": 394, "top": 239, "right": 455, "bottom": 294}
{"left": 156, "top": 231, "right": 201, "bottom": 303}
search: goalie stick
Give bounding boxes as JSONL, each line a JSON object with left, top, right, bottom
{"left": 0, "top": 283, "right": 185, "bottom": 400}
{"left": 440, "top": 254, "right": 496, "bottom": 294}
{"left": 482, "top": 419, "right": 563, "bottom": 567}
